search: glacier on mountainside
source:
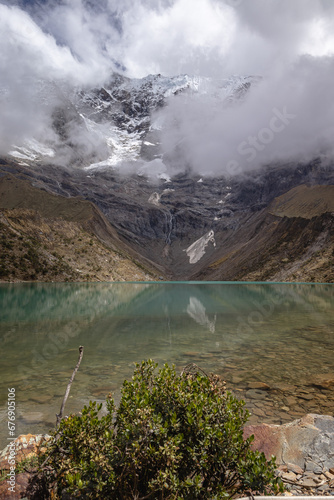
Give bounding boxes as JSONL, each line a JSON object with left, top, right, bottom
{"left": 5, "top": 73, "right": 259, "bottom": 177}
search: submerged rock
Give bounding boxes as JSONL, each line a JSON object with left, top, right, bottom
{"left": 310, "top": 373, "right": 334, "bottom": 390}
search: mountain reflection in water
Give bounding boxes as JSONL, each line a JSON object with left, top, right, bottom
{"left": 0, "top": 282, "right": 333, "bottom": 448}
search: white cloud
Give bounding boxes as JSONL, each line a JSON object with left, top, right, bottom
{"left": 0, "top": 2, "right": 115, "bottom": 152}
{"left": 3, "top": 0, "right": 334, "bottom": 81}
{"left": 119, "top": 0, "right": 236, "bottom": 77}
{"left": 301, "top": 18, "right": 334, "bottom": 57}
{"left": 157, "top": 56, "right": 334, "bottom": 175}
{"left": 1, "top": 0, "right": 334, "bottom": 173}
{"left": 0, "top": 4, "right": 100, "bottom": 85}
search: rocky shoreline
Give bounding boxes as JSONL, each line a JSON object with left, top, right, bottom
{"left": 0, "top": 414, "right": 333, "bottom": 499}
{"left": 244, "top": 414, "right": 334, "bottom": 496}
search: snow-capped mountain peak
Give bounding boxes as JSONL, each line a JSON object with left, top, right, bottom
{"left": 6, "top": 72, "right": 259, "bottom": 174}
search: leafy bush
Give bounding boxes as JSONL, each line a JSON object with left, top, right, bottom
{"left": 28, "top": 360, "right": 283, "bottom": 499}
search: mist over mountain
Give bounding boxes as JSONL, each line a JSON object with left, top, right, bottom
{"left": 0, "top": 0, "right": 334, "bottom": 282}
{"left": 1, "top": 0, "right": 334, "bottom": 176}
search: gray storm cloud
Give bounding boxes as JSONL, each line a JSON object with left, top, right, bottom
{"left": 0, "top": 0, "right": 334, "bottom": 173}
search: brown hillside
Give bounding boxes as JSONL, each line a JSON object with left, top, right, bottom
{"left": 269, "top": 184, "right": 334, "bottom": 219}
{"left": 0, "top": 174, "right": 97, "bottom": 222}
{"left": 0, "top": 175, "right": 162, "bottom": 282}
{"left": 192, "top": 185, "right": 334, "bottom": 283}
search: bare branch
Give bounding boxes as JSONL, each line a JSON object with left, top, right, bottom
{"left": 180, "top": 363, "right": 209, "bottom": 378}
{"left": 56, "top": 346, "right": 84, "bottom": 427}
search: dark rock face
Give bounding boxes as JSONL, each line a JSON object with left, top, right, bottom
{"left": 1, "top": 156, "right": 333, "bottom": 281}
{"left": 78, "top": 74, "right": 164, "bottom": 127}
{"left": 2, "top": 70, "right": 334, "bottom": 281}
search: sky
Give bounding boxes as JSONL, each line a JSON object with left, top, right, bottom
{"left": 1, "top": 0, "right": 334, "bottom": 173}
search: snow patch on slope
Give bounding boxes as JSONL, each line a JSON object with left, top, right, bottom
{"left": 185, "top": 230, "right": 216, "bottom": 264}
{"left": 9, "top": 138, "right": 55, "bottom": 162}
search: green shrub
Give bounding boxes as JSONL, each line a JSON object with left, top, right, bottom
{"left": 29, "top": 360, "right": 283, "bottom": 499}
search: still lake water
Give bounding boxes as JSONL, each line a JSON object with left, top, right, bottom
{"left": 0, "top": 282, "right": 333, "bottom": 449}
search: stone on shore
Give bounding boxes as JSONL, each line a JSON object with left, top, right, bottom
{"left": 244, "top": 413, "right": 334, "bottom": 495}
{"left": 1, "top": 415, "right": 334, "bottom": 497}
{"left": 0, "top": 434, "right": 50, "bottom": 470}
{"left": 246, "top": 382, "right": 271, "bottom": 391}
{"left": 0, "top": 434, "right": 50, "bottom": 500}
{"left": 244, "top": 413, "right": 334, "bottom": 469}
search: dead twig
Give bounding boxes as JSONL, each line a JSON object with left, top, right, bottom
{"left": 56, "top": 346, "right": 84, "bottom": 427}
{"left": 180, "top": 363, "right": 209, "bottom": 378}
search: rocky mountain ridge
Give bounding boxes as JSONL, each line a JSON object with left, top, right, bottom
{"left": 0, "top": 71, "right": 333, "bottom": 282}
{"left": 7, "top": 72, "right": 259, "bottom": 171}
{"left": 1, "top": 155, "right": 333, "bottom": 282}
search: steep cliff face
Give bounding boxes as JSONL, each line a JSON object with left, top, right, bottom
{"left": 7, "top": 73, "right": 259, "bottom": 170}
{"left": 1, "top": 158, "right": 333, "bottom": 282}
{"left": 1, "top": 70, "right": 334, "bottom": 283}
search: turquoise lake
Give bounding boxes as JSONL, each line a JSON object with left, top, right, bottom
{"left": 0, "top": 282, "right": 333, "bottom": 449}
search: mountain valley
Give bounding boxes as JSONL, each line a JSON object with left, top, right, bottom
{"left": 0, "top": 73, "right": 333, "bottom": 283}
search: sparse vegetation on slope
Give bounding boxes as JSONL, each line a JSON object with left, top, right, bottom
{"left": 193, "top": 185, "right": 334, "bottom": 283}
{"left": 1, "top": 162, "right": 333, "bottom": 283}
{"left": 0, "top": 175, "right": 161, "bottom": 282}
{"left": 0, "top": 216, "right": 77, "bottom": 281}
